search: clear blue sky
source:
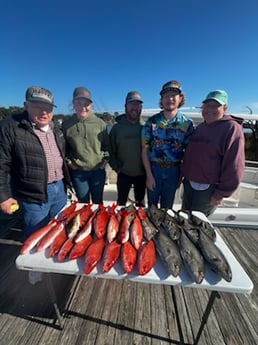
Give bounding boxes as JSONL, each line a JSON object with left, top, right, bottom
{"left": 1, "top": 0, "right": 258, "bottom": 115}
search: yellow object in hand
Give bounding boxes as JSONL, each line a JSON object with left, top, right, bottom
{"left": 10, "top": 204, "right": 19, "bottom": 213}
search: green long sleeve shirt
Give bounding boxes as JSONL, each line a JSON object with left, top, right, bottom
{"left": 62, "top": 113, "right": 110, "bottom": 171}
{"left": 109, "top": 115, "right": 145, "bottom": 176}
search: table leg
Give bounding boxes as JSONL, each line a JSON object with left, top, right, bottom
{"left": 44, "top": 273, "right": 64, "bottom": 329}
{"left": 193, "top": 291, "right": 220, "bottom": 345}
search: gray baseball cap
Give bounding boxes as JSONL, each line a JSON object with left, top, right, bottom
{"left": 73, "top": 87, "right": 92, "bottom": 102}
{"left": 125, "top": 91, "right": 143, "bottom": 103}
{"left": 160, "top": 80, "right": 182, "bottom": 96}
{"left": 25, "top": 86, "right": 56, "bottom": 107}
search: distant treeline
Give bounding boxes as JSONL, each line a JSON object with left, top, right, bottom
{"left": 0, "top": 106, "right": 118, "bottom": 124}
{"left": 1, "top": 106, "right": 258, "bottom": 162}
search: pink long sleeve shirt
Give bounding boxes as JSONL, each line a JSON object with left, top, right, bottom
{"left": 181, "top": 115, "right": 245, "bottom": 201}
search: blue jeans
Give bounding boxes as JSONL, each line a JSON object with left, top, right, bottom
{"left": 21, "top": 180, "right": 67, "bottom": 238}
{"left": 147, "top": 165, "right": 180, "bottom": 209}
{"left": 70, "top": 168, "right": 106, "bottom": 204}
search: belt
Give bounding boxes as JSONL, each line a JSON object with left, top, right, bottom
{"left": 151, "top": 161, "right": 181, "bottom": 168}
{"left": 48, "top": 180, "right": 59, "bottom": 184}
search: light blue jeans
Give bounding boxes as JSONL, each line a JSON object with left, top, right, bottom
{"left": 147, "top": 164, "right": 180, "bottom": 209}
{"left": 70, "top": 168, "right": 106, "bottom": 204}
{"left": 22, "top": 180, "right": 67, "bottom": 238}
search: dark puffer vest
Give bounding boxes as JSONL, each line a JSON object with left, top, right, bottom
{"left": 0, "top": 111, "right": 70, "bottom": 203}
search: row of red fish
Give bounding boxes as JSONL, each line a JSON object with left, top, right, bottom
{"left": 20, "top": 202, "right": 157, "bottom": 276}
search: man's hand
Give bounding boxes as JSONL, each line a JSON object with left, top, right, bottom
{"left": 0, "top": 198, "right": 19, "bottom": 214}
{"left": 209, "top": 195, "right": 222, "bottom": 206}
{"left": 146, "top": 174, "right": 156, "bottom": 191}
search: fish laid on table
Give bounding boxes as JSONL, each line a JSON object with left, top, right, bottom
{"left": 117, "top": 211, "right": 135, "bottom": 244}
{"left": 78, "top": 203, "right": 93, "bottom": 227}
{"left": 69, "top": 234, "right": 93, "bottom": 260}
{"left": 102, "top": 241, "right": 121, "bottom": 273}
{"left": 106, "top": 204, "right": 120, "bottom": 243}
{"left": 138, "top": 240, "right": 156, "bottom": 275}
{"left": 189, "top": 212, "right": 216, "bottom": 241}
{"left": 121, "top": 241, "right": 138, "bottom": 274}
{"left": 137, "top": 206, "right": 148, "bottom": 221}
{"left": 74, "top": 211, "right": 96, "bottom": 243}
{"left": 178, "top": 228, "right": 205, "bottom": 284}
{"left": 130, "top": 214, "right": 143, "bottom": 250}
{"left": 161, "top": 209, "right": 181, "bottom": 241}
{"left": 181, "top": 226, "right": 199, "bottom": 246}
{"left": 84, "top": 238, "right": 105, "bottom": 274}
{"left": 153, "top": 226, "right": 182, "bottom": 277}
{"left": 198, "top": 230, "right": 232, "bottom": 282}
{"left": 36, "top": 220, "right": 65, "bottom": 252}
{"left": 57, "top": 237, "right": 74, "bottom": 262}
{"left": 93, "top": 205, "right": 110, "bottom": 239}
{"left": 66, "top": 213, "right": 81, "bottom": 239}
{"left": 178, "top": 210, "right": 216, "bottom": 242}
{"left": 20, "top": 218, "right": 58, "bottom": 255}
{"left": 148, "top": 204, "right": 166, "bottom": 227}
{"left": 59, "top": 201, "right": 78, "bottom": 222}
{"left": 48, "top": 229, "right": 67, "bottom": 258}
{"left": 141, "top": 216, "right": 159, "bottom": 241}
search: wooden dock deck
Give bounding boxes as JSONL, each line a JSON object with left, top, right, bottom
{"left": 0, "top": 204, "right": 257, "bottom": 345}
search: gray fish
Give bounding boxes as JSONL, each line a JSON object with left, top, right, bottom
{"left": 161, "top": 210, "right": 181, "bottom": 240}
{"left": 141, "top": 216, "right": 159, "bottom": 241}
{"left": 175, "top": 211, "right": 199, "bottom": 244}
{"left": 182, "top": 227, "right": 199, "bottom": 245}
{"left": 177, "top": 210, "right": 216, "bottom": 243}
{"left": 153, "top": 227, "right": 182, "bottom": 277}
{"left": 178, "top": 228, "right": 205, "bottom": 284}
{"left": 148, "top": 204, "right": 166, "bottom": 227}
{"left": 198, "top": 230, "right": 232, "bottom": 282}
{"left": 190, "top": 213, "right": 216, "bottom": 241}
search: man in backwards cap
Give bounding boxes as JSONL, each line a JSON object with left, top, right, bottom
{"left": 141, "top": 80, "right": 194, "bottom": 209}
{"left": 181, "top": 89, "right": 245, "bottom": 216}
{"left": 0, "top": 86, "right": 71, "bottom": 238}
{"left": 109, "top": 91, "right": 146, "bottom": 206}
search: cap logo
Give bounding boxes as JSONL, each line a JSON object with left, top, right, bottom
{"left": 30, "top": 90, "right": 52, "bottom": 102}
{"left": 26, "top": 86, "right": 56, "bottom": 106}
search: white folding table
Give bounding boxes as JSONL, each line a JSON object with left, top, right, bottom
{"left": 16, "top": 225, "right": 253, "bottom": 345}
{"left": 15, "top": 204, "right": 254, "bottom": 343}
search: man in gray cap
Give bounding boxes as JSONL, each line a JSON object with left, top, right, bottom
{"left": 0, "top": 86, "right": 71, "bottom": 239}
{"left": 109, "top": 91, "right": 146, "bottom": 206}
{"left": 62, "top": 86, "right": 110, "bottom": 204}
{"left": 141, "top": 80, "right": 194, "bottom": 209}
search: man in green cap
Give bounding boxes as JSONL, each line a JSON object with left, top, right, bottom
{"left": 181, "top": 89, "right": 245, "bottom": 216}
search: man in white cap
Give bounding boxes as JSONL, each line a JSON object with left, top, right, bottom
{"left": 181, "top": 89, "right": 245, "bottom": 216}
{"left": 0, "top": 86, "right": 71, "bottom": 239}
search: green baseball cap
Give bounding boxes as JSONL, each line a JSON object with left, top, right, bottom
{"left": 203, "top": 90, "right": 228, "bottom": 105}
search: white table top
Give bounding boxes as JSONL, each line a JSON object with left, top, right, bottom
{"left": 15, "top": 204, "right": 254, "bottom": 295}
